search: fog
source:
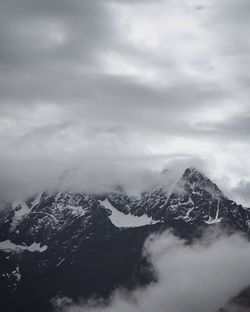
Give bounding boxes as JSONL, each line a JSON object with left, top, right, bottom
{"left": 0, "top": 153, "right": 210, "bottom": 201}
{"left": 57, "top": 230, "right": 250, "bottom": 312}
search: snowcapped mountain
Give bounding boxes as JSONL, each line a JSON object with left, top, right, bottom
{"left": 0, "top": 167, "right": 250, "bottom": 311}
{"left": 106, "top": 167, "right": 250, "bottom": 232}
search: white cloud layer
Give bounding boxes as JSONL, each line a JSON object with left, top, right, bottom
{"left": 60, "top": 230, "right": 250, "bottom": 312}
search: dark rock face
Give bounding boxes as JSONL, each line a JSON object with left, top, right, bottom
{"left": 0, "top": 167, "right": 250, "bottom": 312}
{"left": 0, "top": 192, "right": 163, "bottom": 312}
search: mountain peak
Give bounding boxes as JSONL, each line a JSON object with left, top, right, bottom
{"left": 162, "top": 166, "right": 205, "bottom": 181}
{"left": 183, "top": 166, "right": 205, "bottom": 178}
{"left": 181, "top": 167, "right": 225, "bottom": 200}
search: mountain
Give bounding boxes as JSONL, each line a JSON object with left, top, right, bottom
{"left": 107, "top": 167, "right": 250, "bottom": 232}
{"left": 0, "top": 167, "right": 250, "bottom": 312}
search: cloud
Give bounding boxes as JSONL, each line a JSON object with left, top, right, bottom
{"left": 0, "top": 0, "right": 250, "bottom": 205}
{"left": 231, "top": 181, "right": 250, "bottom": 208}
{"left": 221, "top": 304, "right": 249, "bottom": 312}
{"left": 0, "top": 150, "right": 207, "bottom": 201}
{"left": 0, "top": 146, "right": 214, "bottom": 202}
{"left": 57, "top": 230, "right": 250, "bottom": 312}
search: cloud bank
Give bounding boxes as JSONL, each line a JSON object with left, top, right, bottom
{"left": 0, "top": 152, "right": 211, "bottom": 201}
{"left": 57, "top": 230, "right": 250, "bottom": 312}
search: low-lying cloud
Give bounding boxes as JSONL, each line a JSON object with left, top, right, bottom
{"left": 59, "top": 230, "right": 250, "bottom": 312}
{"left": 0, "top": 152, "right": 210, "bottom": 201}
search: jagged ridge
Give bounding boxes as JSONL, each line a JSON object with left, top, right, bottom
{"left": 0, "top": 167, "right": 250, "bottom": 312}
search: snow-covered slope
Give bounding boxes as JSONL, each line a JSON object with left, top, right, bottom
{"left": 106, "top": 167, "right": 250, "bottom": 231}
{"left": 0, "top": 240, "right": 47, "bottom": 253}
{"left": 99, "top": 199, "right": 157, "bottom": 227}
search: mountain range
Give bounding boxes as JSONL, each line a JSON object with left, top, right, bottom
{"left": 0, "top": 167, "right": 249, "bottom": 312}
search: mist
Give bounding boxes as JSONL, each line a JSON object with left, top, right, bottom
{"left": 57, "top": 230, "right": 250, "bottom": 312}
{"left": 0, "top": 153, "right": 210, "bottom": 202}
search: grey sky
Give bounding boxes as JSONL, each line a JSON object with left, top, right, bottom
{"left": 0, "top": 0, "right": 250, "bottom": 204}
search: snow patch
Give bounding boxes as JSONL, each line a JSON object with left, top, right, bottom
{"left": 66, "top": 205, "right": 87, "bottom": 217}
{"left": 100, "top": 199, "right": 157, "bottom": 228}
{"left": 10, "top": 201, "right": 31, "bottom": 231}
{"left": 0, "top": 240, "right": 48, "bottom": 253}
{"left": 12, "top": 266, "right": 21, "bottom": 282}
{"left": 205, "top": 200, "right": 222, "bottom": 224}
{"left": 205, "top": 218, "right": 222, "bottom": 225}
{"left": 54, "top": 202, "right": 87, "bottom": 217}
{"left": 12, "top": 201, "right": 30, "bottom": 218}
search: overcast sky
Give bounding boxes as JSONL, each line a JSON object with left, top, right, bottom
{"left": 0, "top": 0, "right": 250, "bottom": 204}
